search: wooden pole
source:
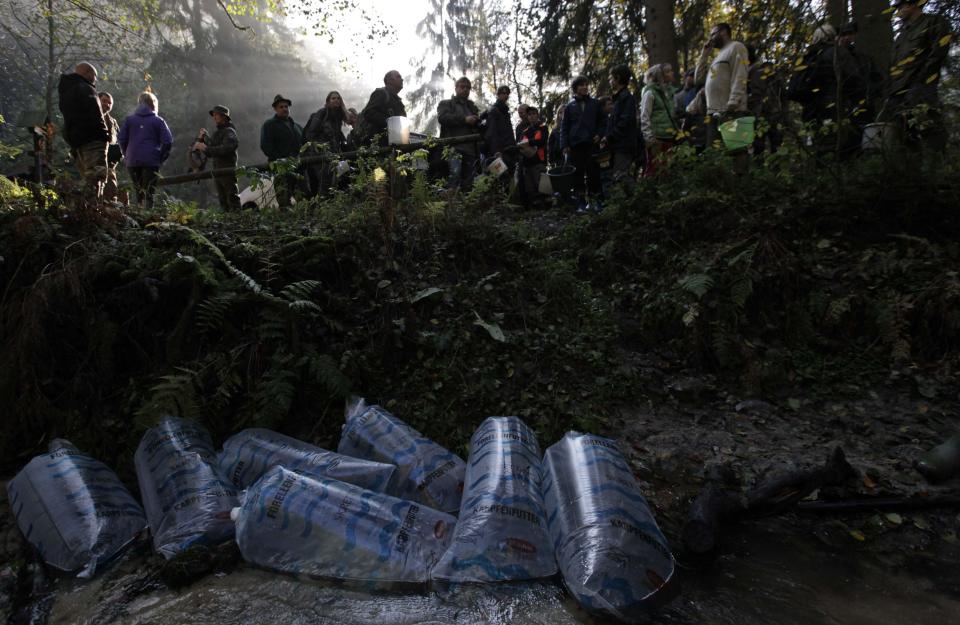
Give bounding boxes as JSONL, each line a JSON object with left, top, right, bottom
{"left": 157, "top": 134, "right": 483, "bottom": 187}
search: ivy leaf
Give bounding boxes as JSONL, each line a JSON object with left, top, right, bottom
{"left": 474, "top": 312, "right": 506, "bottom": 342}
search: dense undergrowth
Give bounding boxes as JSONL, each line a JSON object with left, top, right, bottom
{"left": 2, "top": 144, "right": 958, "bottom": 477}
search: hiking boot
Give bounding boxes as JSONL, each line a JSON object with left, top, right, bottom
{"left": 915, "top": 432, "right": 960, "bottom": 483}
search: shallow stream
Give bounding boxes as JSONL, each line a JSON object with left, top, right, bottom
{"left": 37, "top": 515, "right": 959, "bottom": 625}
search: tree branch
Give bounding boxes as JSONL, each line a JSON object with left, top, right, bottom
{"left": 215, "top": 0, "right": 250, "bottom": 31}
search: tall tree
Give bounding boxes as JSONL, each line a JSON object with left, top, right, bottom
{"left": 645, "top": 0, "right": 679, "bottom": 70}
{"left": 851, "top": 0, "right": 893, "bottom": 74}
{"left": 825, "top": 0, "right": 849, "bottom": 27}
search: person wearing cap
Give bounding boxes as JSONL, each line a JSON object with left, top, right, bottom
{"left": 193, "top": 105, "right": 240, "bottom": 211}
{"left": 354, "top": 70, "right": 407, "bottom": 146}
{"left": 437, "top": 77, "right": 482, "bottom": 190}
{"left": 260, "top": 94, "right": 303, "bottom": 208}
{"left": 885, "top": 0, "right": 953, "bottom": 151}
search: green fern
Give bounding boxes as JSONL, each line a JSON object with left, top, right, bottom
{"left": 679, "top": 273, "right": 714, "bottom": 299}
{"left": 301, "top": 352, "right": 351, "bottom": 397}
{"left": 250, "top": 353, "right": 299, "bottom": 429}
{"left": 135, "top": 371, "right": 201, "bottom": 427}
{"left": 730, "top": 276, "right": 754, "bottom": 310}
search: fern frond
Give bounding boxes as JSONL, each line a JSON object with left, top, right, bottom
{"left": 301, "top": 352, "right": 351, "bottom": 397}
{"left": 679, "top": 273, "right": 714, "bottom": 299}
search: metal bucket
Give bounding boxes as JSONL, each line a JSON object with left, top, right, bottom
{"left": 862, "top": 122, "right": 899, "bottom": 152}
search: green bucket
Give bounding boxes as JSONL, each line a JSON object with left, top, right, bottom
{"left": 719, "top": 116, "right": 756, "bottom": 152}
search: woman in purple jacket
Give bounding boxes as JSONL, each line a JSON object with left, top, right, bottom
{"left": 118, "top": 92, "right": 174, "bottom": 209}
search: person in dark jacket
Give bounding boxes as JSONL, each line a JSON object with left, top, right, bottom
{"left": 514, "top": 103, "right": 530, "bottom": 142}
{"left": 437, "top": 76, "right": 482, "bottom": 189}
{"left": 98, "top": 92, "right": 121, "bottom": 202}
{"left": 518, "top": 107, "right": 549, "bottom": 209}
{"left": 547, "top": 105, "right": 565, "bottom": 167}
{"left": 58, "top": 62, "right": 109, "bottom": 201}
{"left": 602, "top": 64, "right": 638, "bottom": 191}
{"left": 837, "top": 22, "right": 883, "bottom": 132}
{"left": 884, "top": 0, "right": 954, "bottom": 151}
{"left": 560, "top": 76, "right": 604, "bottom": 211}
{"left": 746, "top": 46, "right": 786, "bottom": 157}
{"left": 484, "top": 85, "right": 516, "bottom": 158}
{"left": 193, "top": 105, "right": 240, "bottom": 211}
{"left": 303, "top": 90, "right": 351, "bottom": 197}
{"left": 355, "top": 70, "right": 406, "bottom": 146}
{"left": 787, "top": 25, "right": 864, "bottom": 158}
{"left": 118, "top": 92, "right": 173, "bottom": 209}
{"left": 260, "top": 94, "right": 304, "bottom": 207}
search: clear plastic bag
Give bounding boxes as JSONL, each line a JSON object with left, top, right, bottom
{"left": 338, "top": 397, "right": 465, "bottom": 514}
{"left": 218, "top": 428, "right": 396, "bottom": 492}
{"left": 542, "top": 431, "right": 677, "bottom": 620}
{"left": 134, "top": 417, "right": 238, "bottom": 558}
{"left": 432, "top": 416, "right": 556, "bottom": 583}
{"left": 234, "top": 465, "right": 456, "bottom": 586}
{"left": 7, "top": 439, "right": 147, "bottom": 577}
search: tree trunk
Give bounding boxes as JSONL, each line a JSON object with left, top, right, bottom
{"left": 825, "top": 0, "right": 848, "bottom": 28}
{"left": 46, "top": 0, "right": 55, "bottom": 122}
{"left": 645, "top": 0, "right": 678, "bottom": 71}
{"left": 852, "top": 0, "right": 893, "bottom": 74}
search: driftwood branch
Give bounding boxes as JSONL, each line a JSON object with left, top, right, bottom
{"left": 157, "top": 134, "right": 483, "bottom": 187}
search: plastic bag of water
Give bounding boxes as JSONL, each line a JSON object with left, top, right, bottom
{"left": 233, "top": 465, "right": 456, "bottom": 586}
{"left": 432, "top": 416, "right": 556, "bottom": 583}
{"left": 7, "top": 439, "right": 146, "bottom": 577}
{"left": 218, "top": 428, "right": 396, "bottom": 492}
{"left": 338, "top": 397, "right": 465, "bottom": 514}
{"left": 135, "top": 417, "right": 238, "bottom": 558}
{"left": 542, "top": 431, "right": 677, "bottom": 620}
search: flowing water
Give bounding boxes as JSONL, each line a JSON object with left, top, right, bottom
{"left": 39, "top": 515, "right": 959, "bottom": 625}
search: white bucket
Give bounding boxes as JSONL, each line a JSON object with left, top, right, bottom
{"left": 862, "top": 122, "right": 899, "bottom": 152}
{"left": 487, "top": 157, "right": 508, "bottom": 177}
{"left": 387, "top": 116, "right": 411, "bottom": 145}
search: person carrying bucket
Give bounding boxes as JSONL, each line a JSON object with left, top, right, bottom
{"left": 559, "top": 76, "right": 604, "bottom": 213}
{"left": 695, "top": 22, "right": 750, "bottom": 173}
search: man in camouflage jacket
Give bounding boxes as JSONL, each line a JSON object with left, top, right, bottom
{"left": 885, "top": 0, "right": 954, "bottom": 150}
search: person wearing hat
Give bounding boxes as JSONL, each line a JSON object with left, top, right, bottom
{"left": 885, "top": 0, "right": 953, "bottom": 151}
{"left": 260, "top": 94, "right": 304, "bottom": 208}
{"left": 193, "top": 105, "right": 240, "bottom": 211}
